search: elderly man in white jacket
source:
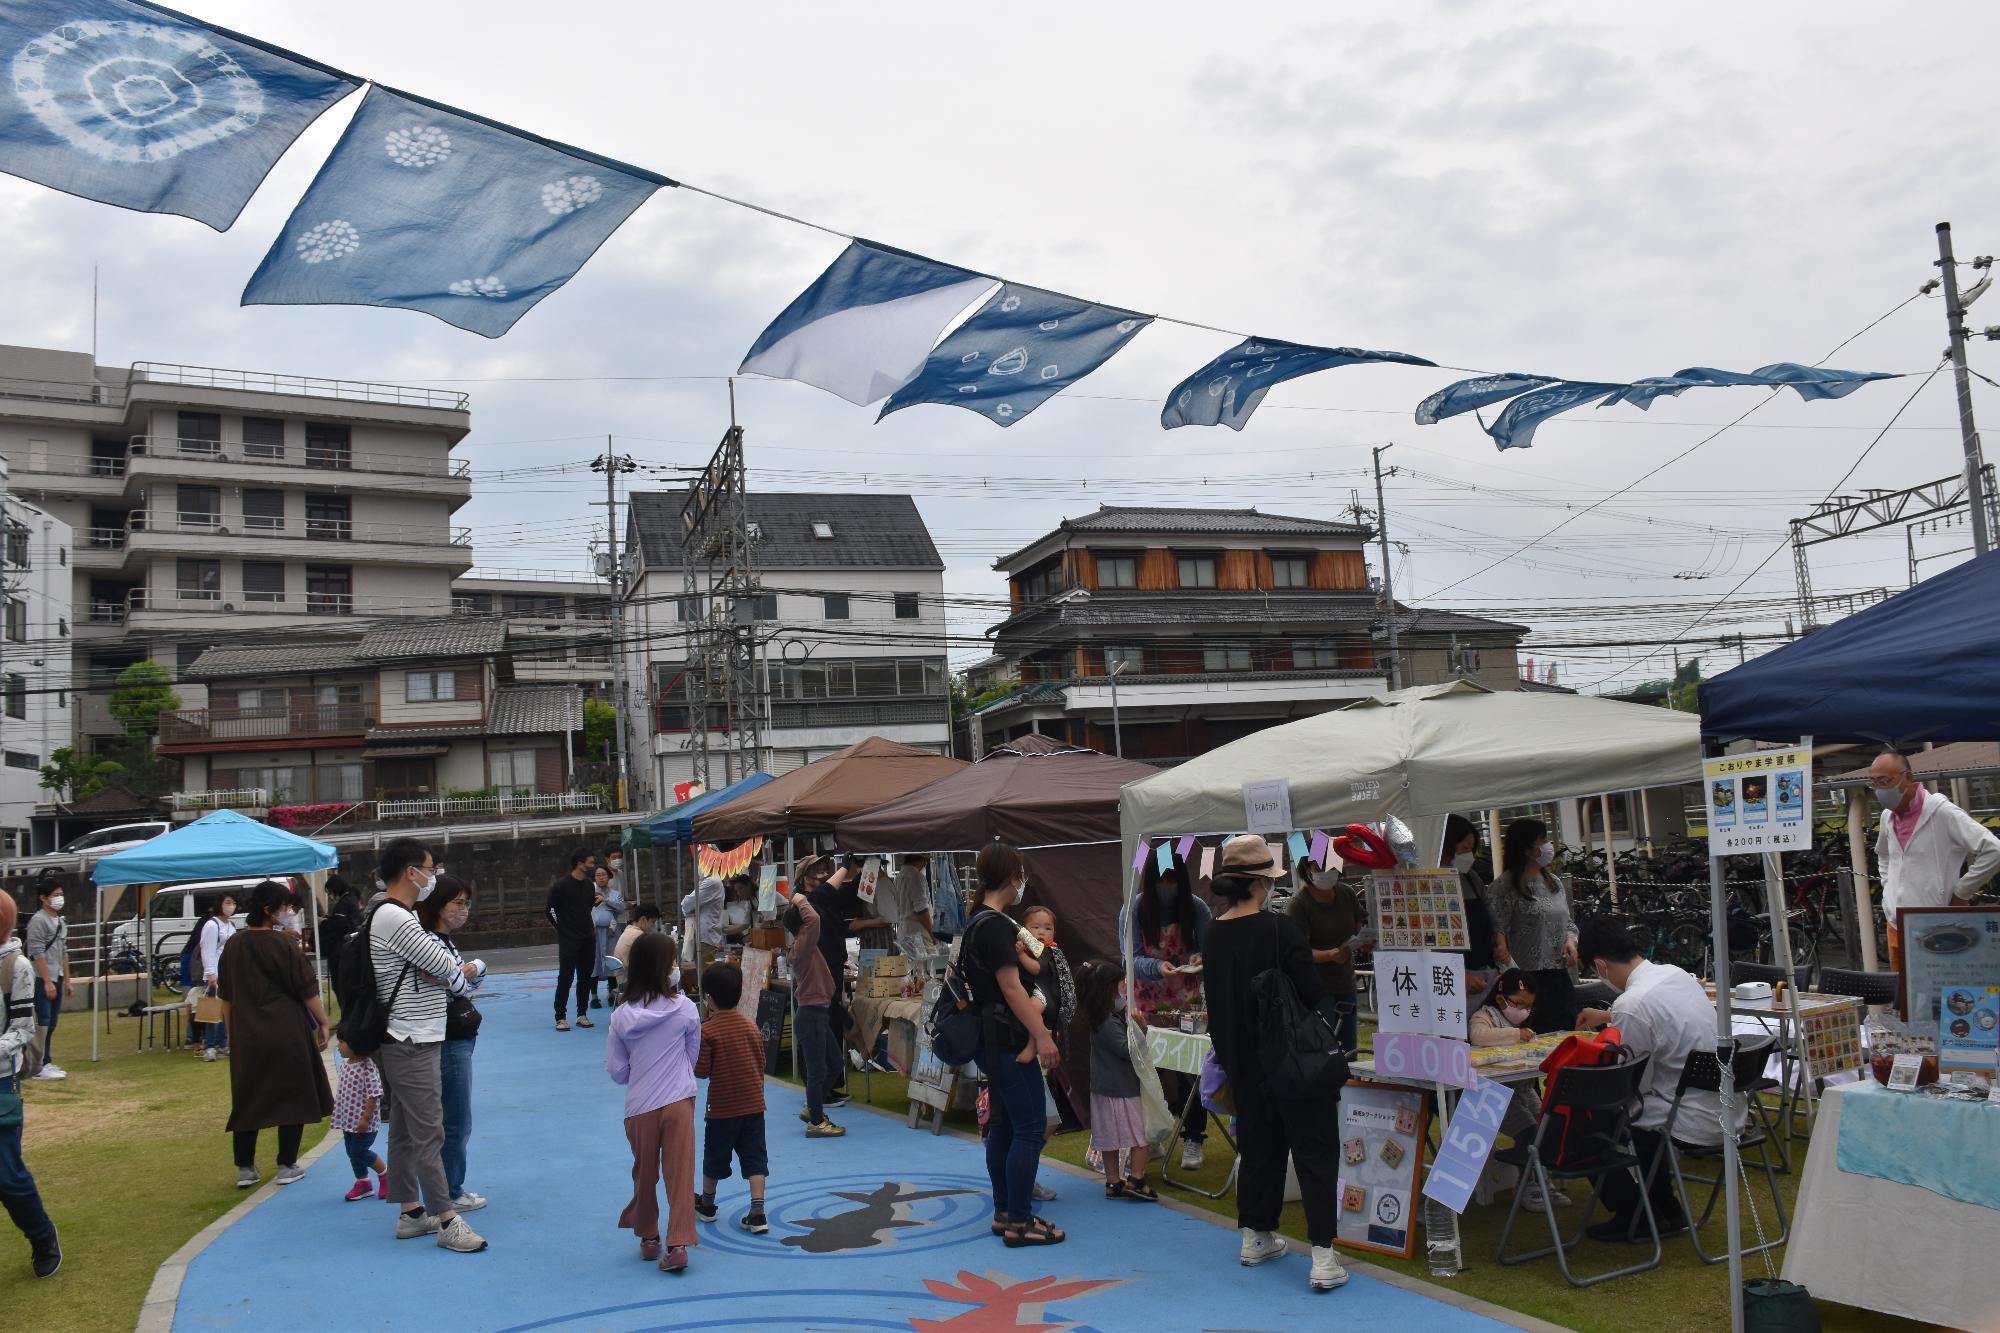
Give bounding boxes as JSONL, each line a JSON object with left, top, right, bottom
{"left": 1870, "top": 750, "right": 2000, "bottom": 971}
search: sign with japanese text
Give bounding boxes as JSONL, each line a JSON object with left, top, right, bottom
{"left": 1703, "top": 745, "right": 1812, "bottom": 855}
{"left": 1371, "top": 869, "right": 1470, "bottom": 951}
{"left": 1899, "top": 905, "right": 2000, "bottom": 1039}
{"left": 1335, "top": 1082, "right": 1430, "bottom": 1259}
{"left": 1422, "top": 1073, "right": 1513, "bottom": 1214}
{"left": 1374, "top": 950, "right": 1467, "bottom": 1038}
{"left": 1242, "top": 778, "right": 1294, "bottom": 835}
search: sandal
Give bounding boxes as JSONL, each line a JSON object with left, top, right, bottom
{"left": 1002, "top": 1216, "right": 1067, "bottom": 1248}
{"left": 991, "top": 1214, "right": 1008, "bottom": 1236}
{"left": 1121, "top": 1176, "right": 1159, "bottom": 1201}
{"left": 1104, "top": 1180, "right": 1129, "bottom": 1200}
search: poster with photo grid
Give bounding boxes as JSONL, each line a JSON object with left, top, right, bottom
{"left": 1370, "top": 869, "right": 1470, "bottom": 951}
{"left": 1801, "top": 1006, "right": 1864, "bottom": 1080}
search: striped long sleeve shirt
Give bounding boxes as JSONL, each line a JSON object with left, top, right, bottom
{"left": 369, "top": 901, "right": 467, "bottom": 1045}
{"left": 695, "top": 1008, "right": 767, "bottom": 1119}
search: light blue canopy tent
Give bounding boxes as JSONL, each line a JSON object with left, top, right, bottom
{"left": 89, "top": 810, "right": 340, "bottom": 1061}
{"left": 644, "top": 772, "right": 777, "bottom": 846}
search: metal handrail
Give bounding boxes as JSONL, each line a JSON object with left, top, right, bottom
{"left": 159, "top": 705, "right": 373, "bottom": 744}
{"left": 128, "top": 509, "right": 471, "bottom": 548}
{"left": 129, "top": 361, "right": 469, "bottom": 412}
{"left": 128, "top": 435, "right": 471, "bottom": 480}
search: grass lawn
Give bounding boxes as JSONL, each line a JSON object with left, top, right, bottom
{"left": 8, "top": 1012, "right": 328, "bottom": 1333}
{"left": 785, "top": 1063, "right": 1945, "bottom": 1333}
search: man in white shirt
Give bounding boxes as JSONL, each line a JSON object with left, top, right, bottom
{"left": 870, "top": 859, "right": 937, "bottom": 959}
{"left": 1576, "top": 921, "right": 1742, "bottom": 1242}
{"left": 1869, "top": 750, "right": 2000, "bottom": 971}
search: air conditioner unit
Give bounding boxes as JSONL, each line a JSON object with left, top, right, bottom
{"left": 215, "top": 526, "right": 231, "bottom": 535}
{"left": 222, "top": 602, "right": 235, "bottom": 611}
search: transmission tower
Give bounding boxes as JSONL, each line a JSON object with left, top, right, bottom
{"left": 678, "top": 401, "right": 766, "bottom": 789}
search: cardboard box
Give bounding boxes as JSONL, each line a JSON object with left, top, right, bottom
{"left": 748, "top": 925, "right": 786, "bottom": 951}
{"left": 874, "top": 955, "right": 910, "bottom": 977}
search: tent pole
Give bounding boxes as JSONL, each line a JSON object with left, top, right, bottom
{"left": 1708, "top": 839, "right": 1745, "bottom": 1332}
{"left": 1485, "top": 809, "right": 1503, "bottom": 878}
{"left": 1844, "top": 788, "right": 1879, "bottom": 971}
{"left": 1601, "top": 794, "right": 1618, "bottom": 909}
{"left": 92, "top": 883, "right": 101, "bottom": 1063}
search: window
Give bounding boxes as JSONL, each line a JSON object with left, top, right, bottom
{"left": 242, "top": 416, "right": 285, "bottom": 459}
{"left": 819, "top": 594, "right": 851, "bottom": 621}
{"left": 896, "top": 659, "right": 933, "bottom": 695}
{"left": 501, "top": 593, "right": 564, "bottom": 619}
{"left": 1017, "top": 559, "right": 1064, "bottom": 602}
{"left": 1293, "top": 640, "right": 1341, "bottom": 669}
{"left": 812, "top": 521, "right": 835, "bottom": 540}
{"left": 305, "top": 564, "right": 352, "bottom": 614}
{"left": 675, "top": 594, "right": 706, "bottom": 622}
{"left": 304, "top": 423, "right": 351, "bottom": 470}
{"left": 318, "top": 762, "right": 363, "bottom": 803}
{"left": 242, "top": 561, "right": 285, "bottom": 603}
{"left": 731, "top": 593, "right": 776, "bottom": 623}
{"left": 4, "top": 751, "right": 38, "bottom": 771}
{"left": 2, "top": 524, "right": 25, "bottom": 569}
{"left": 576, "top": 639, "right": 611, "bottom": 664}
{"left": 239, "top": 764, "right": 309, "bottom": 805}
{"left": 304, "top": 493, "right": 350, "bottom": 541}
{"left": 234, "top": 688, "right": 266, "bottom": 712}
{"left": 1177, "top": 555, "right": 1217, "bottom": 588}
{"left": 176, "top": 558, "right": 221, "bottom": 601}
{"left": 854, "top": 660, "right": 898, "bottom": 697}
{"left": 177, "top": 412, "right": 221, "bottom": 454}
{"left": 1104, "top": 645, "right": 1144, "bottom": 674}
{"left": 4, "top": 674, "right": 23, "bottom": 720}
{"left": 490, "top": 748, "right": 540, "bottom": 795}
{"left": 243, "top": 489, "right": 285, "bottom": 531}
{"left": 894, "top": 592, "right": 920, "bottom": 620}
{"left": 573, "top": 596, "right": 611, "bottom": 621}
{"left": 1270, "top": 554, "right": 1309, "bottom": 588}
{"left": 176, "top": 484, "right": 220, "bottom": 528}
{"left": 57, "top": 617, "right": 67, "bottom": 638}
{"left": 406, "top": 671, "right": 457, "bottom": 702}
{"left": 4, "top": 599, "right": 23, "bottom": 643}
{"left": 1097, "top": 555, "right": 1137, "bottom": 589}
{"left": 1202, "top": 646, "right": 1251, "bottom": 672}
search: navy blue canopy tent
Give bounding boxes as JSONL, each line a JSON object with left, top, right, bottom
{"left": 645, "top": 772, "right": 776, "bottom": 846}
{"left": 1700, "top": 548, "right": 2000, "bottom": 744}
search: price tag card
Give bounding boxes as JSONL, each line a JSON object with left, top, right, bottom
{"left": 1422, "top": 1073, "right": 1512, "bottom": 1214}
{"left": 1374, "top": 1031, "right": 1474, "bottom": 1088}
{"left": 1888, "top": 1053, "right": 1925, "bottom": 1091}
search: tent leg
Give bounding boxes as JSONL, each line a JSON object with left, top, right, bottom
{"left": 1602, "top": 794, "right": 1618, "bottom": 909}
{"left": 1707, "top": 846, "right": 1745, "bottom": 1333}
{"left": 92, "top": 889, "right": 101, "bottom": 1063}
{"left": 1844, "top": 788, "right": 1879, "bottom": 972}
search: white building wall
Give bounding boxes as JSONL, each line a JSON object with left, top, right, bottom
{"left": 0, "top": 480, "right": 74, "bottom": 854}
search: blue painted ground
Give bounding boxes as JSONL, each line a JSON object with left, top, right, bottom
{"left": 172, "top": 970, "right": 1513, "bottom": 1332}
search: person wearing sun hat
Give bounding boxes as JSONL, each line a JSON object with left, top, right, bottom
{"left": 1199, "top": 834, "right": 1347, "bottom": 1295}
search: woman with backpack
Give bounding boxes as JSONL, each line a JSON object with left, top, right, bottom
{"left": 189, "top": 892, "right": 238, "bottom": 1062}
{"left": 1200, "top": 834, "right": 1347, "bottom": 1295}
{"left": 216, "top": 880, "right": 332, "bottom": 1189}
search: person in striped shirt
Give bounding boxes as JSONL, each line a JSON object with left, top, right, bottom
{"left": 694, "top": 961, "right": 769, "bottom": 1233}
{"left": 368, "top": 838, "right": 488, "bottom": 1255}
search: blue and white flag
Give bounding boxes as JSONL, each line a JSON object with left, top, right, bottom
{"left": 1413, "top": 373, "right": 1557, "bottom": 425}
{"left": 1668, "top": 362, "right": 1898, "bottom": 402}
{"left": 1163, "top": 337, "right": 1436, "bottom": 430}
{"left": 740, "top": 240, "right": 993, "bottom": 405}
{"left": 877, "top": 283, "right": 1151, "bottom": 427}
{"left": 0, "top": 0, "right": 359, "bottom": 230}
{"left": 1483, "top": 381, "right": 1622, "bottom": 450}
{"left": 242, "top": 86, "right": 667, "bottom": 337}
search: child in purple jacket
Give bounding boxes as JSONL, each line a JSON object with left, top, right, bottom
{"left": 606, "top": 932, "right": 703, "bottom": 1273}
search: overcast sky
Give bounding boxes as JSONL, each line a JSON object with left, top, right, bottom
{"left": 6, "top": 1, "right": 1998, "bottom": 689}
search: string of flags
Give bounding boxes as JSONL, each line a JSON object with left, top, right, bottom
{"left": 0, "top": 0, "right": 1905, "bottom": 442}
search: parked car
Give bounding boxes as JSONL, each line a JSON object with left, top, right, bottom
{"left": 58, "top": 821, "right": 170, "bottom": 857}
{"left": 107, "top": 876, "right": 282, "bottom": 970}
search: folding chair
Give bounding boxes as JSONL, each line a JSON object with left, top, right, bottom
{"left": 1816, "top": 967, "right": 1899, "bottom": 1007}
{"left": 1727, "top": 961, "right": 1788, "bottom": 988}
{"left": 1640, "top": 1036, "right": 1788, "bottom": 1265}
{"left": 1494, "top": 1057, "right": 1662, "bottom": 1288}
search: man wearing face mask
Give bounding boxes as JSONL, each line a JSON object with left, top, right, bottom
{"left": 1869, "top": 750, "right": 2000, "bottom": 971}
{"left": 24, "top": 879, "right": 71, "bottom": 1082}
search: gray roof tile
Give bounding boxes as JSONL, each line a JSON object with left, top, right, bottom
{"left": 357, "top": 619, "right": 507, "bottom": 660}
{"left": 994, "top": 590, "right": 1525, "bottom": 636}
{"left": 629, "top": 491, "right": 942, "bottom": 572}
{"left": 488, "top": 684, "right": 585, "bottom": 735}
{"left": 997, "top": 505, "right": 1371, "bottom": 566}
{"left": 184, "top": 641, "right": 363, "bottom": 680}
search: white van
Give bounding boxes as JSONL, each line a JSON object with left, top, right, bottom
{"left": 109, "top": 877, "right": 277, "bottom": 964}
{"left": 59, "top": 821, "right": 169, "bottom": 858}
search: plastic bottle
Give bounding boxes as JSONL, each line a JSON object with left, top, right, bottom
{"left": 1423, "top": 1195, "right": 1464, "bottom": 1277}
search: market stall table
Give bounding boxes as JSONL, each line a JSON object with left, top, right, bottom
{"left": 1781, "top": 1080, "right": 2000, "bottom": 1331}
{"left": 848, "top": 992, "right": 924, "bottom": 1074}
{"left": 1143, "top": 1026, "right": 1240, "bottom": 1199}
{"left": 1702, "top": 986, "right": 1863, "bottom": 1164}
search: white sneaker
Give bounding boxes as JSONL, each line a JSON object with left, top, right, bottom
{"left": 436, "top": 1216, "right": 489, "bottom": 1253}
{"left": 1180, "top": 1140, "right": 1205, "bottom": 1171}
{"left": 1517, "top": 1180, "right": 1549, "bottom": 1214}
{"left": 1240, "top": 1229, "right": 1287, "bottom": 1267}
{"left": 40, "top": 1062, "right": 66, "bottom": 1078}
{"left": 451, "top": 1192, "right": 488, "bottom": 1212}
{"left": 396, "top": 1211, "right": 441, "bottom": 1240}
{"left": 30, "top": 1065, "right": 66, "bottom": 1081}
{"left": 1310, "top": 1245, "right": 1350, "bottom": 1292}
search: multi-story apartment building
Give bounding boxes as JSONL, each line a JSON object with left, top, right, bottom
{"left": 160, "top": 619, "right": 584, "bottom": 813}
{"left": 0, "top": 465, "right": 74, "bottom": 855}
{"left": 452, "top": 572, "right": 615, "bottom": 697}
{"left": 968, "top": 505, "right": 1525, "bottom": 762}
{"left": 0, "top": 344, "right": 473, "bottom": 740}
{"left": 623, "top": 491, "right": 950, "bottom": 803}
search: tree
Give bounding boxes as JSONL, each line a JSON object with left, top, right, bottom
{"left": 38, "top": 746, "right": 125, "bottom": 801}
{"left": 108, "top": 659, "right": 180, "bottom": 740}
{"left": 578, "top": 697, "right": 617, "bottom": 760}
{"left": 1666, "top": 658, "right": 1702, "bottom": 713}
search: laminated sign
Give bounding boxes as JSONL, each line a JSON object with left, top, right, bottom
{"left": 1703, "top": 745, "right": 1811, "bottom": 855}
{"left": 1242, "top": 779, "right": 1293, "bottom": 835}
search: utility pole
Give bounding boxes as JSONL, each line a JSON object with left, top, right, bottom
{"left": 1108, "top": 658, "right": 1128, "bottom": 757}
{"left": 593, "top": 444, "right": 638, "bottom": 811}
{"left": 1935, "top": 222, "right": 1993, "bottom": 556}
{"left": 1372, "top": 444, "right": 1403, "bottom": 690}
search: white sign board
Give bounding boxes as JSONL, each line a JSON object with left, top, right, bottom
{"left": 857, "top": 855, "right": 882, "bottom": 904}
{"left": 1242, "top": 779, "right": 1294, "bottom": 835}
{"left": 1372, "top": 949, "right": 1467, "bottom": 1038}
{"left": 1704, "top": 745, "right": 1813, "bottom": 856}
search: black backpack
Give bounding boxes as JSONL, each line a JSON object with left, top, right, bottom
{"left": 926, "top": 910, "right": 1007, "bottom": 1068}
{"left": 1254, "top": 916, "right": 1350, "bottom": 1101}
{"left": 334, "top": 902, "right": 409, "bottom": 1058}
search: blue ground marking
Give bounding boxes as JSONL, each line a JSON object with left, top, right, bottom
{"left": 171, "top": 969, "right": 1513, "bottom": 1332}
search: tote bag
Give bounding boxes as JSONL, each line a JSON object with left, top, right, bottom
{"left": 1125, "top": 1019, "right": 1176, "bottom": 1149}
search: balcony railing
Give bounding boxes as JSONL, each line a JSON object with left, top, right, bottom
{"left": 158, "top": 704, "right": 373, "bottom": 745}
{"left": 171, "top": 787, "right": 270, "bottom": 813}
{"left": 129, "top": 361, "right": 469, "bottom": 412}
{"left": 128, "top": 509, "right": 471, "bottom": 548}
{"left": 129, "top": 435, "right": 470, "bottom": 479}
{"left": 6, "top": 453, "right": 128, "bottom": 480}
{"left": 374, "top": 791, "right": 603, "bottom": 822}
{"left": 85, "top": 600, "right": 126, "bottom": 625}
{"left": 84, "top": 526, "right": 126, "bottom": 549}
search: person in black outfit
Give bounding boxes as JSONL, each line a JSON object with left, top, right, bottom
{"left": 1201, "top": 834, "right": 1347, "bottom": 1294}
{"left": 546, "top": 849, "right": 597, "bottom": 1030}
{"left": 808, "top": 857, "right": 864, "bottom": 1101}
{"left": 320, "top": 875, "right": 360, "bottom": 965}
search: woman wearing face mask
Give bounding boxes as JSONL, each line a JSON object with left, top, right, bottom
{"left": 1488, "top": 818, "right": 1578, "bottom": 1033}
{"left": 589, "top": 865, "right": 626, "bottom": 1011}
{"left": 216, "top": 880, "right": 333, "bottom": 1188}
{"left": 192, "top": 892, "right": 239, "bottom": 1062}
{"left": 1123, "top": 857, "right": 1211, "bottom": 1170}
{"left": 418, "top": 873, "right": 487, "bottom": 1214}
{"left": 1443, "top": 814, "right": 1498, "bottom": 1011}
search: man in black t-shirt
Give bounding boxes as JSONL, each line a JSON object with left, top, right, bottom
{"left": 808, "top": 859, "right": 868, "bottom": 1100}
{"left": 545, "top": 849, "right": 597, "bottom": 1030}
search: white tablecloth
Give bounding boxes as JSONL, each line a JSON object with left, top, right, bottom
{"left": 1781, "top": 1080, "right": 2000, "bottom": 1331}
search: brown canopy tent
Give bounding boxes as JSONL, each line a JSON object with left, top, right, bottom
{"left": 833, "top": 733, "right": 1158, "bottom": 964}
{"left": 689, "top": 736, "right": 968, "bottom": 842}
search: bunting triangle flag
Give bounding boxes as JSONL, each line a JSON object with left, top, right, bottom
{"left": 0, "top": 0, "right": 360, "bottom": 230}
{"left": 740, "top": 240, "right": 993, "bottom": 405}
{"left": 242, "top": 86, "right": 667, "bottom": 336}
{"left": 878, "top": 283, "right": 1152, "bottom": 427}
{"left": 1163, "top": 336, "right": 1436, "bottom": 430}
